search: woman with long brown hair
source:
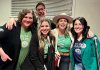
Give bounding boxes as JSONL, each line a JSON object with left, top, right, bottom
{"left": 38, "top": 19, "right": 56, "bottom": 70}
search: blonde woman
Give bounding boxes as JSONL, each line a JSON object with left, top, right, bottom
{"left": 38, "top": 19, "right": 56, "bottom": 70}
{"left": 52, "top": 13, "right": 73, "bottom": 70}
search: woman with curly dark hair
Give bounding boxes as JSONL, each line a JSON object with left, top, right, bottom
{"left": 0, "top": 9, "right": 44, "bottom": 70}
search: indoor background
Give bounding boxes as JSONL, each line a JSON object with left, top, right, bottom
{"left": 0, "top": 0, "right": 100, "bottom": 39}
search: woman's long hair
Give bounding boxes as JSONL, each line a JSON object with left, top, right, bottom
{"left": 71, "top": 17, "right": 90, "bottom": 42}
{"left": 38, "top": 19, "right": 55, "bottom": 52}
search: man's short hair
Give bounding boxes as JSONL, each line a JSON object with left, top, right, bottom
{"left": 35, "top": 2, "right": 45, "bottom": 10}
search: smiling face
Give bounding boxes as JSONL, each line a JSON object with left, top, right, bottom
{"left": 74, "top": 20, "right": 84, "bottom": 35}
{"left": 21, "top": 13, "right": 33, "bottom": 28}
{"left": 57, "top": 18, "right": 68, "bottom": 30}
{"left": 36, "top": 5, "right": 46, "bottom": 17}
{"left": 40, "top": 21, "right": 50, "bottom": 37}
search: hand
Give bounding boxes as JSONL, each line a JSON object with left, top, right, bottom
{"left": 55, "top": 52, "right": 60, "bottom": 60}
{"left": 87, "top": 30, "right": 94, "bottom": 38}
{"left": 55, "top": 52, "right": 61, "bottom": 67}
{"left": 6, "top": 18, "right": 16, "bottom": 30}
{"left": 1, "top": 53, "right": 12, "bottom": 62}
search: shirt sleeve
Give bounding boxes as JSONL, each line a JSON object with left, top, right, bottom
{"left": 29, "top": 33, "right": 45, "bottom": 70}
{"left": 0, "top": 24, "right": 9, "bottom": 48}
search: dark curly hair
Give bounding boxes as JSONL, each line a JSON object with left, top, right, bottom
{"left": 18, "top": 9, "right": 37, "bottom": 28}
{"left": 71, "top": 17, "right": 90, "bottom": 42}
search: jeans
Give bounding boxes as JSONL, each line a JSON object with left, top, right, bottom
{"left": 74, "top": 63, "right": 84, "bottom": 70}
{"left": 59, "top": 56, "right": 70, "bottom": 70}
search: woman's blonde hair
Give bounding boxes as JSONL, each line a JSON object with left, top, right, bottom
{"left": 56, "top": 19, "right": 71, "bottom": 37}
{"left": 38, "top": 19, "right": 55, "bottom": 51}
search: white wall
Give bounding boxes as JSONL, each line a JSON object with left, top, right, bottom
{"left": 0, "top": 0, "right": 11, "bottom": 25}
{"left": 0, "top": 0, "right": 100, "bottom": 38}
{"left": 73, "top": 0, "right": 100, "bottom": 38}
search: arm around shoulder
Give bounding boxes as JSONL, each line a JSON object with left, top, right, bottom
{"left": 6, "top": 18, "right": 16, "bottom": 30}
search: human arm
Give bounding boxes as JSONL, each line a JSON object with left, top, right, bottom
{"left": 29, "top": 33, "right": 44, "bottom": 70}
{"left": 90, "top": 35, "right": 100, "bottom": 69}
{"left": 0, "top": 25, "right": 12, "bottom": 62}
{"left": 0, "top": 25, "right": 9, "bottom": 39}
{"left": 51, "top": 29, "right": 60, "bottom": 60}
{"left": 94, "top": 36, "right": 100, "bottom": 63}
{"left": 0, "top": 48, "right": 12, "bottom": 62}
{"left": 87, "top": 30, "right": 94, "bottom": 38}
{"left": 5, "top": 18, "right": 16, "bottom": 30}
{"left": 55, "top": 45, "right": 60, "bottom": 60}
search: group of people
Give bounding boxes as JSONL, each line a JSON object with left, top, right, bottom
{"left": 0, "top": 1, "right": 100, "bottom": 70}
